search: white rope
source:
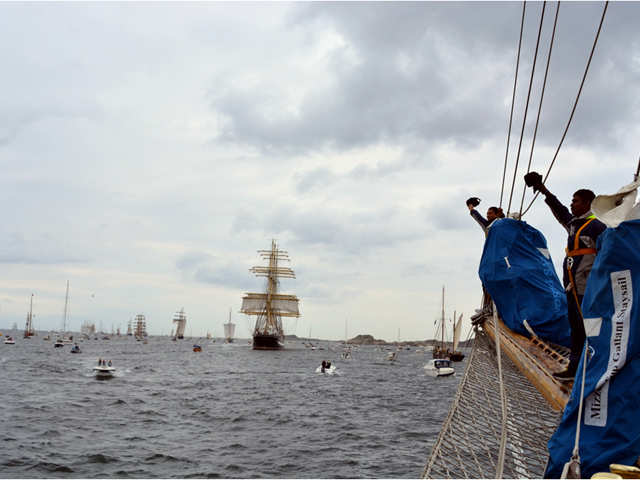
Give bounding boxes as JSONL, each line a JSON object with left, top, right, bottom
{"left": 561, "top": 341, "right": 589, "bottom": 479}
{"left": 493, "top": 304, "right": 508, "bottom": 478}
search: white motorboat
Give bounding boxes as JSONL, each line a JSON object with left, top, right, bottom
{"left": 4, "top": 336, "right": 15, "bottom": 345}
{"left": 387, "top": 351, "right": 398, "bottom": 362}
{"left": 424, "top": 358, "right": 455, "bottom": 377}
{"left": 94, "top": 362, "right": 116, "bottom": 379}
{"left": 315, "top": 362, "right": 338, "bottom": 375}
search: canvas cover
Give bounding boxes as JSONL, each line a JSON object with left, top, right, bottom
{"left": 545, "top": 219, "right": 640, "bottom": 478}
{"left": 478, "top": 218, "right": 571, "bottom": 347}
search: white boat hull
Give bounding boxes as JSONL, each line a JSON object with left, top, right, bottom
{"left": 424, "top": 366, "right": 455, "bottom": 377}
{"left": 93, "top": 366, "right": 116, "bottom": 379}
{"left": 424, "top": 359, "right": 455, "bottom": 377}
{"left": 315, "top": 365, "right": 338, "bottom": 375}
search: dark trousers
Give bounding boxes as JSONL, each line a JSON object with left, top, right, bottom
{"left": 566, "top": 291, "right": 586, "bottom": 372}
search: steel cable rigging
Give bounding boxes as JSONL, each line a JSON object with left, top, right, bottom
{"left": 518, "top": 1, "right": 610, "bottom": 218}
{"left": 506, "top": 1, "right": 548, "bottom": 217}
{"left": 499, "top": 1, "right": 609, "bottom": 218}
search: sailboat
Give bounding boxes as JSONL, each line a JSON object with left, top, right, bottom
{"left": 431, "top": 286, "right": 451, "bottom": 359}
{"left": 449, "top": 313, "right": 465, "bottom": 361}
{"left": 23, "top": 293, "right": 35, "bottom": 338}
{"left": 223, "top": 308, "right": 236, "bottom": 343}
{"left": 241, "top": 239, "right": 301, "bottom": 350}
{"left": 55, "top": 281, "right": 73, "bottom": 345}
{"left": 133, "top": 314, "right": 147, "bottom": 340}
{"left": 172, "top": 308, "right": 186, "bottom": 340}
{"left": 127, "top": 318, "right": 133, "bottom": 336}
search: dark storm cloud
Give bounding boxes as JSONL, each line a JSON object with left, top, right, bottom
{"left": 209, "top": 2, "right": 640, "bottom": 156}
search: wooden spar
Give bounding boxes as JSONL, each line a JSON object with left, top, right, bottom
{"left": 483, "top": 316, "right": 570, "bottom": 412}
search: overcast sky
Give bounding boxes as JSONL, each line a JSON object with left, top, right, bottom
{"left": 1, "top": 1, "right": 639, "bottom": 341}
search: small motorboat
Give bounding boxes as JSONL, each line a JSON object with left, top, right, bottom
{"left": 315, "top": 361, "right": 338, "bottom": 375}
{"left": 4, "top": 336, "right": 15, "bottom": 345}
{"left": 94, "top": 361, "right": 115, "bottom": 379}
{"left": 54, "top": 337, "right": 64, "bottom": 348}
{"left": 193, "top": 344, "right": 202, "bottom": 352}
{"left": 424, "top": 358, "right": 455, "bottom": 377}
{"left": 70, "top": 344, "right": 81, "bottom": 354}
{"left": 387, "top": 351, "right": 398, "bottom": 362}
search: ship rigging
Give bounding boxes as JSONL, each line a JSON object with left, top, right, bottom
{"left": 241, "top": 240, "right": 301, "bottom": 350}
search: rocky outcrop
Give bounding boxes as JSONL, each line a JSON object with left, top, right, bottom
{"left": 347, "top": 334, "right": 387, "bottom": 345}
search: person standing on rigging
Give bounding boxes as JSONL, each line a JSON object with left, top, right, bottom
{"left": 524, "top": 171, "right": 606, "bottom": 381}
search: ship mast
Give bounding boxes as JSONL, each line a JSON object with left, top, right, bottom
{"left": 241, "top": 239, "right": 300, "bottom": 349}
{"left": 62, "top": 280, "right": 69, "bottom": 333}
{"left": 441, "top": 286, "right": 445, "bottom": 351}
{"left": 24, "top": 293, "right": 34, "bottom": 338}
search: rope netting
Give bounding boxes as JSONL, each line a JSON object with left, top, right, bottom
{"left": 422, "top": 329, "right": 561, "bottom": 479}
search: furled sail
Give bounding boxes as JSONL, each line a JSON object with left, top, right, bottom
{"left": 452, "top": 313, "right": 463, "bottom": 352}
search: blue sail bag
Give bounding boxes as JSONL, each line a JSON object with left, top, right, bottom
{"left": 478, "top": 218, "right": 571, "bottom": 347}
{"left": 546, "top": 219, "right": 640, "bottom": 478}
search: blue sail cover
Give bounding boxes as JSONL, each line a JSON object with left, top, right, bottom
{"left": 546, "top": 219, "right": 640, "bottom": 478}
{"left": 478, "top": 218, "right": 571, "bottom": 347}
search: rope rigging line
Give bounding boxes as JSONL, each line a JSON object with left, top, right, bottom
{"left": 499, "top": 1, "right": 527, "bottom": 209}
{"left": 506, "top": 1, "right": 548, "bottom": 216}
{"left": 493, "top": 305, "right": 508, "bottom": 478}
{"left": 518, "top": 1, "right": 561, "bottom": 217}
{"left": 521, "top": 1, "right": 610, "bottom": 217}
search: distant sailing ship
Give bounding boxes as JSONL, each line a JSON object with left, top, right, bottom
{"left": 172, "top": 308, "right": 187, "bottom": 340}
{"left": 224, "top": 308, "right": 236, "bottom": 343}
{"left": 81, "top": 321, "right": 96, "bottom": 338}
{"left": 23, "top": 293, "right": 35, "bottom": 338}
{"left": 241, "top": 240, "right": 300, "bottom": 350}
{"left": 127, "top": 318, "right": 133, "bottom": 336}
{"left": 134, "top": 314, "right": 147, "bottom": 339}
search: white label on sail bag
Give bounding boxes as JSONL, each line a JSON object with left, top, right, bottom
{"left": 583, "top": 317, "right": 602, "bottom": 337}
{"left": 585, "top": 270, "right": 633, "bottom": 427}
{"left": 585, "top": 379, "right": 609, "bottom": 427}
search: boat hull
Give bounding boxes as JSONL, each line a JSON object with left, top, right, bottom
{"left": 252, "top": 334, "right": 283, "bottom": 350}
{"left": 449, "top": 351, "right": 465, "bottom": 362}
{"left": 93, "top": 367, "right": 115, "bottom": 379}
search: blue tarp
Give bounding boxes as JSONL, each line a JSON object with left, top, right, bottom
{"left": 478, "top": 218, "right": 571, "bottom": 347}
{"left": 546, "top": 219, "right": 640, "bottom": 478}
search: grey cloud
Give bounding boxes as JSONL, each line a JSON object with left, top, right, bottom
{"left": 210, "top": 2, "right": 640, "bottom": 156}
{"left": 294, "top": 167, "right": 337, "bottom": 193}
{"left": 232, "top": 204, "right": 425, "bottom": 254}
{"left": 176, "top": 250, "right": 250, "bottom": 290}
{"left": 0, "top": 232, "right": 88, "bottom": 265}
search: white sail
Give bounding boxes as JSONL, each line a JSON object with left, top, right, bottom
{"left": 172, "top": 308, "right": 187, "bottom": 338}
{"left": 224, "top": 308, "right": 236, "bottom": 342}
{"left": 453, "top": 313, "right": 464, "bottom": 352}
{"left": 241, "top": 293, "right": 299, "bottom": 316}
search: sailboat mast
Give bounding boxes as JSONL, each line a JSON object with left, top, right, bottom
{"left": 441, "top": 286, "right": 445, "bottom": 350}
{"left": 62, "top": 280, "right": 69, "bottom": 333}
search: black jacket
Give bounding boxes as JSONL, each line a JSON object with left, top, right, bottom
{"left": 544, "top": 193, "right": 607, "bottom": 295}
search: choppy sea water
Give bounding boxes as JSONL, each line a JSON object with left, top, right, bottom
{"left": 0, "top": 335, "right": 466, "bottom": 478}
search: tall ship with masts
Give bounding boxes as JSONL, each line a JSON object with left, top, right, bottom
{"left": 23, "top": 293, "right": 35, "bottom": 338}
{"left": 224, "top": 308, "right": 236, "bottom": 343}
{"left": 133, "top": 314, "right": 147, "bottom": 339}
{"left": 241, "top": 240, "right": 301, "bottom": 350}
{"left": 172, "top": 308, "right": 187, "bottom": 340}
